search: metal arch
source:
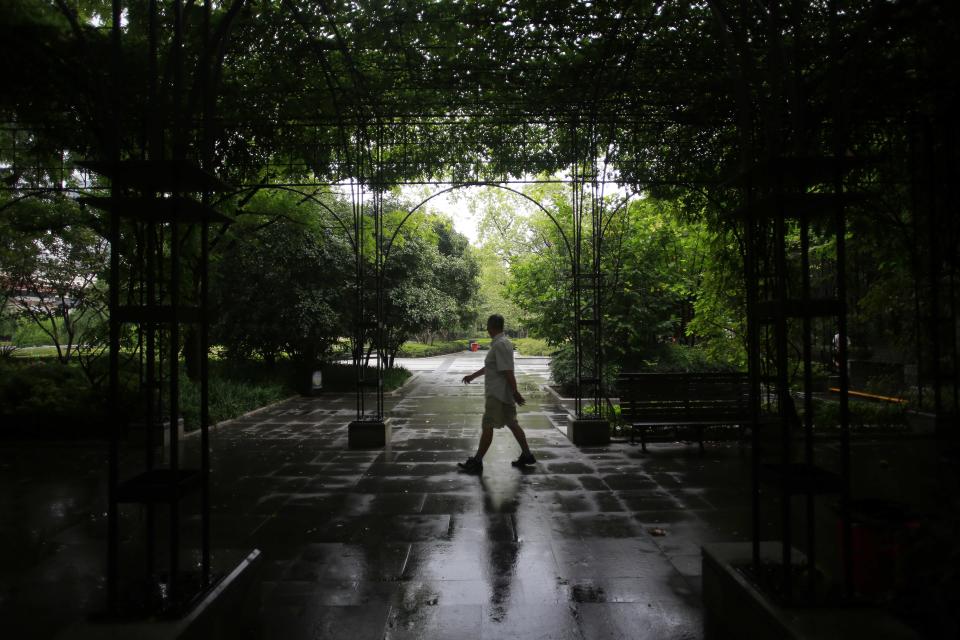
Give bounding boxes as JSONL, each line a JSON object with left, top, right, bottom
{"left": 383, "top": 181, "right": 575, "bottom": 267}
{"left": 219, "top": 184, "right": 358, "bottom": 251}
{"left": 598, "top": 191, "right": 641, "bottom": 245}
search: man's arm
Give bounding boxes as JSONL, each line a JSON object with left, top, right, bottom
{"left": 504, "top": 370, "right": 526, "bottom": 406}
{"left": 462, "top": 367, "right": 485, "bottom": 384}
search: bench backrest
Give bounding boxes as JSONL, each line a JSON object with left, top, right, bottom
{"left": 617, "top": 372, "right": 750, "bottom": 421}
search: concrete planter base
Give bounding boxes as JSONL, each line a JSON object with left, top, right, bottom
{"left": 702, "top": 542, "right": 918, "bottom": 640}
{"left": 348, "top": 419, "right": 391, "bottom": 448}
{"left": 567, "top": 418, "right": 610, "bottom": 446}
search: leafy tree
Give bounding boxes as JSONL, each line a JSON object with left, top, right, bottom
{"left": 380, "top": 211, "right": 480, "bottom": 364}
{"left": 211, "top": 206, "right": 352, "bottom": 366}
{"left": 474, "top": 244, "right": 525, "bottom": 336}
{"left": 0, "top": 195, "right": 108, "bottom": 364}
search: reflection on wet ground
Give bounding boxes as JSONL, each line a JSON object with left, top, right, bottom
{"left": 3, "top": 352, "right": 758, "bottom": 639}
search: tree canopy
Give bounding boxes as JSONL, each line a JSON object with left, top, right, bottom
{"left": 4, "top": 1, "right": 955, "bottom": 191}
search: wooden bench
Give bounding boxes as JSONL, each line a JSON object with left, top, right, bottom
{"left": 616, "top": 372, "right": 751, "bottom": 452}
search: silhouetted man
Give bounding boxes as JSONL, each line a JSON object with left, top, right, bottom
{"left": 458, "top": 314, "right": 536, "bottom": 473}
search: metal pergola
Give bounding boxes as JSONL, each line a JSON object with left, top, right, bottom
{"left": 2, "top": 0, "right": 957, "bottom": 621}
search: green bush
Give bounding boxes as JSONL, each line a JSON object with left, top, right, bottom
{"left": 1, "top": 354, "right": 413, "bottom": 436}
{"left": 180, "top": 359, "right": 412, "bottom": 430}
{"left": 811, "top": 397, "right": 909, "bottom": 431}
{"left": 316, "top": 362, "right": 412, "bottom": 391}
{"left": 627, "top": 342, "right": 734, "bottom": 373}
{"left": 0, "top": 360, "right": 137, "bottom": 435}
{"left": 397, "top": 340, "right": 469, "bottom": 357}
{"left": 549, "top": 343, "right": 620, "bottom": 396}
{"left": 512, "top": 337, "right": 555, "bottom": 356}
{"left": 180, "top": 372, "right": 289, "bottom": 430}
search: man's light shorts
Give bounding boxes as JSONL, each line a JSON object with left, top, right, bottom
{"left": 482, "top": 395, "right": 517, "bottom": 429}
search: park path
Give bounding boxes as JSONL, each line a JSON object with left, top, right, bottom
{"left": 2, "top": 350, "right": 760, "bottom": 639}
{"left": 222, "top": 350, "right": 726, "bottom": 639}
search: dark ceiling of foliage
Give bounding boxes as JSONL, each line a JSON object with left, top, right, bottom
{"left": 0, "top": 1, "right": 956, "bottom": 187}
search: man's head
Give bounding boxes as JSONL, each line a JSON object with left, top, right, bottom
{"left": 486, "top": 314, "right": 505, "bottom": 337}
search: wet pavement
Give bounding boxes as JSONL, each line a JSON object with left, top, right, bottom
{"left": 3, "top": 351, "right": 763, "bottom": 639}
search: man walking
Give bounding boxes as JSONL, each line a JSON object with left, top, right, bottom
{"left": 458, "top": 314, "right": 536, "bottom": 473}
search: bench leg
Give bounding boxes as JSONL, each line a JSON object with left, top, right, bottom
{"left": 698, "top": 426, "right": 705, "bottom": 454}
{"left": 640, "top": 426, "right": 648, "bottom": 453}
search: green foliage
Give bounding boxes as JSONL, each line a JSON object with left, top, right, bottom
{"left": 0, "top": 360, "right": 95, "bottom": 419}
{"left": 684, "top": 229, "right": 748, "bottom": 370}
{"left": 488, "top": 188, "right": 745, "bottom": 374}
{"left": 383, "top": 213, "right": 481, "bottom": 359}
{"left": 629, "top": 342, "right": 737, "bottom": 374}
{"left": 475, "top": 243, "right": 526, "bottom": 333}
{"left": 12, "top": 316, "right": 58, "bottom": 346}
{"left": 179, "top": 367, "right": 291, "bottom": 431}
{"left": 0, "top": 193, "right": 109, "bottom": 363}
{"left": 811, "top": 398, "right": 909, "bottom": 432}
{"left": 395, "top": 336, "right": 550, "bottom": 357}
{"left": 0, "top": 306, "right": 16, "bottom": 341}
{"left": 397, "top": 340, "right": 469, "bottom": 358}
{"left": 548, "top": 343, "right": 620, "bottom": 396}
{"left": 0, "top": 359, "right": 137, "bottom": 436}
{"left": 0, "top": 353, "right": 412, "bottom": 436}
{"left": 211, "top": 191, "right": 353, "bottom": 366}
{"left": 316, "top": 363, "right": 412, "bottom": 392}
{"left": 512, "top": 337, "right": 555, "bottom": 356}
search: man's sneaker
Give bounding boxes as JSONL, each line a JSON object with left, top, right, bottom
{"left": 511, "top": 451, "right": 536, "bottom": 467}
{"left": 458, "top": 456, "right": 483, "bottom": 473}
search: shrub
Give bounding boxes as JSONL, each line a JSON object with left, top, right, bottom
{"left": 397, "top": 340, "right": 469, "bottom": 357}
{"left": 625, "top": 342, "right": 734, "bottom": 373}
{"left": 1, "top": 353, "right": 414, "bottom": 436}
{"left": 512, "top": 337, "right": 555, "bottom": 356}
{"left": 549, "top": 343, "right": 619, "bottom": 396}
{"left": 180, "top": 373, "right": 289, "bottom": 430}
{"left": 0, "top": 360, "right": 137, "bottom": 436}
{"left": 810, "top": 397, "right": 909, "bottom": 431}
{"left": 318, "top": 362, "right": 412, "bottom": 392}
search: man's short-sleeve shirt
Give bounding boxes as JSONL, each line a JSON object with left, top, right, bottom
{"left": 484, "top": 333, "right": 515, "bottom": 404}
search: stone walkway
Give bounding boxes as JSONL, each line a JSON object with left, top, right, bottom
{"left": 2, "top": 351, "right": 762, "bottom": 639}
{"left": 221, "top": 351, "right": 744, "bottom": 639}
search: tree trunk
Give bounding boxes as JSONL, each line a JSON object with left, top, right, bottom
{"left": 183, "top": 326, "right": 201, "bottom": 381}
{"left": 364, "top": 342, "right": 374, "bottom": 368}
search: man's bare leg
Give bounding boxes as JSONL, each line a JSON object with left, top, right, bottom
{"left": 474, "top": 425, "right": 494, "bottom": 460}
{"left": 507, "top": 420, "right": 531, "bottom": 455}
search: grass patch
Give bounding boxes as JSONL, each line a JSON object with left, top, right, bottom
{"left": 9, "top": 346, "right": 69, "bottom": 359}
